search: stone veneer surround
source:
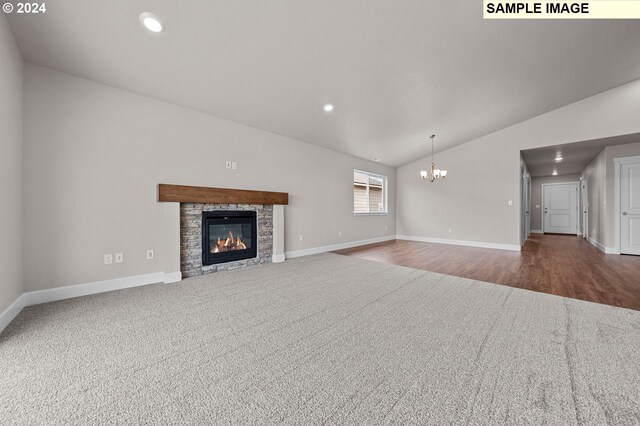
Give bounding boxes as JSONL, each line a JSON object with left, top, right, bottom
{"left": 181, "top": 203, "right": 273, "bottom": 278}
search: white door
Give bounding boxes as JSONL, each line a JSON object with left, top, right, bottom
{"left": 543, "top": 183, "right": 578, "bottom": 235}
{"left": 621, "top": 163, "right": 640, "bottom": 255}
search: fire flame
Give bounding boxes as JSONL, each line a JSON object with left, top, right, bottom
{"left": 211, "top": 231, "right": 247, "bottom": 253}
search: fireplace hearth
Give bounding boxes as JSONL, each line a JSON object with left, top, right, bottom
{"left": 202, "top": 210, "right": 257, "bottom": 266}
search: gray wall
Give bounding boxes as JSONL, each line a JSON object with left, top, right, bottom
{"left": 529, "top": 174, "right": 582, "bottom": 232}
{"left": 0, "top": 15, "right": 23, "bottom": 313}
{"left": 397, "top": 78, "right": 640, "bottom": 247}
{"left": 23, "top": 64, "right": 396, "bottom": 292}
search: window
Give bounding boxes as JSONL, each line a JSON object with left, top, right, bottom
{"left": 354, "top": 170, "right": 388, "bottom": 214}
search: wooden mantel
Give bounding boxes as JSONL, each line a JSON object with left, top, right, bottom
{"left": 158, "top": 184, "right": 289, "bottom": 205}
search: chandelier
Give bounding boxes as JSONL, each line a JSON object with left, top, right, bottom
{"left": 420, "top": 134, "right": 447, "bottom": 182}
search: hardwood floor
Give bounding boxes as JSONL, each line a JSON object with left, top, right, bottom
{"left": 333, "top": 234, "right": 640, "bottom": 311}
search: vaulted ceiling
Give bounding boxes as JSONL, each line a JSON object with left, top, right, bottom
{"left": 7, "top": 1, "right": 640, "bottom": 166}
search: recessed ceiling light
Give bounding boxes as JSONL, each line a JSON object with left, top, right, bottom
{"left": 552, "top": 170, "right": 558, "bottom": 176}
{"left": 372, "top": 158, "right": 381, "bottom": 162}
{"left": 555, "top": 156, "right": 563, "bottom": 162}
{"left": 140, "top": 12, "right": 164, "bottom": 33}
{"left": 323, "top": 104, "right": 334, "bottom": 112}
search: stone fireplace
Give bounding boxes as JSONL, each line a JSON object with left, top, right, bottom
{"left": 181, "top": 203, "right": 272, "bottom": 277}
{"left": 158, "top": 184, "right": 287, "bottom": 282}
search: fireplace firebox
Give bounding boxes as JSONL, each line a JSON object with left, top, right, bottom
{"left": 202, "top": 211, "right": 257, "bottom": 266}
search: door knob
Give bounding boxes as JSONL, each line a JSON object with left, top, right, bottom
{"left": 623, "top": 212, "right": 628, "bottom": 215}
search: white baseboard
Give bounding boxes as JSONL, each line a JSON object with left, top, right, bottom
{"left": 0, "top": 294, "right": 25, "bottom": 335}
{"left": 272, "top": 254, "right": 285, "bottom": 263}
{"left": 2, "top": 271, "right": 182, "bottom": 333}
{"left": 163, "top": 271, "right": 182, "bottom": 284}
{"left": 530, "top": 229, "right": 543, "bottom": 234}
{"left": 285, "top": 235, "right": 396, "bottom": 259}
{"left": 396, "top": 235, "right": 521, "bottom": 252}
{"left": 24, "top": 272, "right": 166, "bottom": 306}
{"left": 587, "top": 237, "right": 619, "bottom": 254}
{"left": 588, "top": 237, "right": 606, "bottom": 253}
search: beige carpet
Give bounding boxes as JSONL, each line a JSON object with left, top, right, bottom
{"left": 1, "top": 253, "right": 639, "bottom": 425}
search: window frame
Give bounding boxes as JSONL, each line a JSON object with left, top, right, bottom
{"left": 353, "top": 169, "right": 389, "bottom": 216}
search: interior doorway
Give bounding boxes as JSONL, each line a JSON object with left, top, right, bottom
{"left": 542, "top": 182, "right": 579, "bottom": 235}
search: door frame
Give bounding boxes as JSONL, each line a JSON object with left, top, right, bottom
{"left": 581, "top": 177, "right": 588, "bottom": 240}
{"left": 525, "top": 176, "right": 531, "bottom": 238}
{"left": 541, "top": 181, "right": 580, "bottom": 234}
{"left": 521, "top": 174, "right": 531, "bottom": 244}
{"left": 614, "top": 155, "right": 640, "bottom": 255}
{"left": 520, "top": 162, "right": 531, "bottom": 246}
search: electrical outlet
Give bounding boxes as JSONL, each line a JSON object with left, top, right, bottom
{"left": 104, "top": 254, "right": 113, "bottom": 265}
{"left": 338, "top": 231, "right": 342, "bottom": 237}
{"left": 385, "top": 226, "right": 388, "bottom": 231}
{"left": 448, "top": 228, "right": 453, "bottom": 233}
{"left": 115, "top": 252, "right": 124, "bottom": 263}
{"left": 232, "top": 161, "right": 237, "bottom": 170}
{"left": 508, "top": 200, "right": 513, "bottom": 206}
{"left": 146, "top": 250, "right": 154, "bottom": 260}
{"left": 226, "top": 161, "right": 231, "bottom": 169}
{"left": 299, "top": 234, "right": 303, "bottom": 241}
